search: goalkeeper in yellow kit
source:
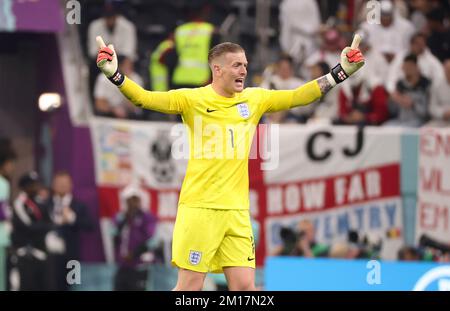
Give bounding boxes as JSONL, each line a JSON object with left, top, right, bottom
{"left": 96, "top": 35, "right": 364, "bottom": 291}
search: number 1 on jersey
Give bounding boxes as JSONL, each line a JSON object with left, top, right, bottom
{"left": 229, "top": 129, "right": 234, "bottom": 148}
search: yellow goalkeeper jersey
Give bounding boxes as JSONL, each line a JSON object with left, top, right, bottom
{"left": 119, "top": 78, "right": 322, "bottom": 210}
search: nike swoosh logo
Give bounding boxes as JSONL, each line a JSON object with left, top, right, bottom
{"left": 206, "top": 108, "right": 217, "bottom": 113}
{"left": 247, "top": 257, "right": 255, "bottom": 261}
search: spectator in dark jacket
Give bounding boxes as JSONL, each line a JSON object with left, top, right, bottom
{"left": 11, "top": 172, "right": 54, "bottom": 290}
{"left": 385, "top": 54, "right": 431, "bottom": 127}
{"left": 46, "top": 171, "right": 94, "bottom": 290}
{"left": 425, "top": 8, "right": 450, "bottom": 62}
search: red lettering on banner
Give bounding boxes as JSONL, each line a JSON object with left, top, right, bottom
{"left": 420, "top": 167, "right": 450, "bottom": 196}
{"left": 266, "top": 164, "right": 399, "bottom": 215}
{"left": 420, "top": 129, "right": 450, "bottom": 157}
{"left": 419, "top": 201, "right": 449, "bottom": 231}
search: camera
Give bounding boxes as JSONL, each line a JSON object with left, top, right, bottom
{"left": 278, "top": 227, "right": 307, "bottom": 255}
{"left": 280, "top": 227, "right": 306, "bottom": 243}
{"left": 347, "top": 230, "right": 382, "bottom": 259}
{"left": 419, "top": 234, "right": 450, "bottom": 254}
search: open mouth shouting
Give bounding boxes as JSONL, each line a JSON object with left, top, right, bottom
{"left": 235, "top": 77, "right": 245, "bottom": 89}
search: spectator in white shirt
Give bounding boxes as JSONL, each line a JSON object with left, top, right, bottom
{"left": 427, "top": 59, "right": 450, "bottom": 127}
{"left": 360, "top": 0, "right": 415, "bottom": 63}
{"left": 409, "top": 0, "right": 431, "bottom": 33}
{"left": 261, "top": 55, "right": 307, "bottom": 123}
{"left": 279, "top": 0, "right": 321, "bottom": 65}
{"left": 307, "top": 61, "right": 339, "bottom": 124}
{"left": 87, "top": 2, "right": 137, "bottom": 61}
{"left": 304, "top": 28, "right": 343, "bottom": 79}
{"left": 355, "top": 29, "right": 391, "bottom": 89}
{"left": 386, "top": 33, "right": 445, "bottom": 94}
{"left": 94, "top": 56, "right": 144, "bottom": 119}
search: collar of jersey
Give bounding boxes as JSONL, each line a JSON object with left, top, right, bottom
{"left": 206, "top": 84, "right": 244, "bottom": 102}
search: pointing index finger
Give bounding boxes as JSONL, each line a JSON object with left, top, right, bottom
{"left": 351, "top": 33, "right": 361, "bottom": 50}
{"left": 96, "top": 36, "right": 106, "bottom": 49}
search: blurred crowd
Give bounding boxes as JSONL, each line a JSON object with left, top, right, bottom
{"left": 0, "top": 139, "right": 161, "bottom": 290}
{"left": 272, "top": 219, "right": 450, "bottom": 263}
{"left": 257, "top": 0, "right": 449, "bottom": 127}
{"left": 3, "top": 0, "right": 450, "bottom": 291}
{"left": 81, "top": 0, "right": 449, "bottom": 127}
{"left": 2, "top": 136, "right": 449, "bottom": 292}
{"left": 0, "top": 138, "right": 93, "bottom": 290}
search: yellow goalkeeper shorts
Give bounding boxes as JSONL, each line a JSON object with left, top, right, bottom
{"left": 171, "top": 206, "right": 255, "bottom": 273}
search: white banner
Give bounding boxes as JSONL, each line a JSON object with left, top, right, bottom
{"left": 416, "top": 128, "right": 450, "bottom": 244}
{"left": 262, "top": 125, "right": 404, "bottom": 260}
{"left": 263, "top": 125, "right": 403, "bottom": 183}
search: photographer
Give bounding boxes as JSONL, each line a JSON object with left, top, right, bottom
{"left": 10, "top": 172, "right": 55, "bottom": 290}
{"left": 416, "top": 234, "right": 450, "bottom": 262}
{"left": 346, "top": 230, "right": 382, "bottom": 259}
{"left": 273, "top": 220, "right": 329, "bottom": 257}
{"left": 112, "top": 185, "right": 157, "bottom": 290}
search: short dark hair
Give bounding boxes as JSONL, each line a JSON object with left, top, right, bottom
{"left": 0, "top": 151, "right": 16, "bottom": 167}
{"left": 278, "top": 54, "right": 293, "bottom": 65}
{"left": 208, "top": 42, "right": 244, "bottom": 65}
{"left": 18, "top": 171, "right": 40, "bottom": 189}
{"left": 410, "top": 32, "right": 426, "bottom": 45}
{"left": 316, "top": 61, "right": 330, "bottom": 75}
{"left": 117, "top": 54, "right": 127, "bottom": 64}
{"left": 0, "top": 138, "right": 16, "bottom": 167}
{"left": 427, "top": 8, "right": 445, "bottom": 23}
{"left": 404, "top": 53, "right": 418, "bottom": 64}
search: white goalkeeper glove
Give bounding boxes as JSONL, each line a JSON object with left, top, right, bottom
{"left": 327, "top": 34, "right": 365, "bottom": 86}
{"left": 96, "top": 36, "right": 124, "bottom": 86}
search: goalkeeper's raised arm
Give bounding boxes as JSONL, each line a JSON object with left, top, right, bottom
{"left": 261, "top": 34, "right": 365, "bottom": 112}
{"left": 96, "top": 36, "right": 187, "bottom": 114}
{"left": 316, "top": 33, "right": 365, "bottom": 96}
{"left": 95, "top": 34, "right": 365, "bottom": 115}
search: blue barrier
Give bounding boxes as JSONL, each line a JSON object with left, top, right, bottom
{"left": 265, "top": 257, "right": 450, "bottom": 290}
{"left": 71, "top": 264, "right": 179, "bottom": 291}
{"left": 69, "top": 263, "right": 264, "bottom": 291}
{"left": 0, "top": 223, "right": 9, "bottom": 291}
